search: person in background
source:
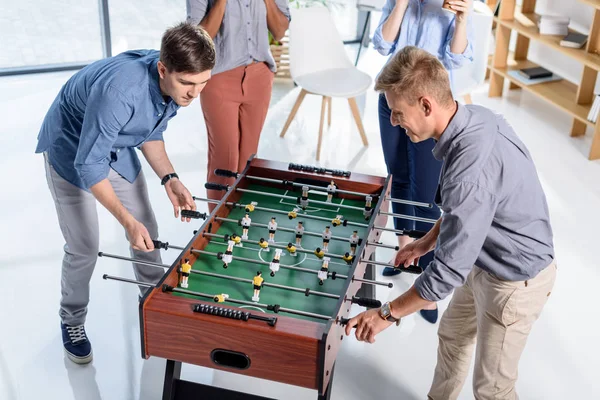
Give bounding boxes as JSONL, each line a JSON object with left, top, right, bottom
{"left": 187, "top": 0, "right": 291, "bottom": 210}
{"left": 372, "top": 0, "right": 474, "bottom": 323}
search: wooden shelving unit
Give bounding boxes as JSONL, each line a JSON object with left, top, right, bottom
{"left": 488, "top": 0, "right": 600, "bottom": 160}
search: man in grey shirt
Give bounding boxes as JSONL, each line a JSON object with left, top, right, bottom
{"left": 346, "top": 46, "right": 557, "bottom": 400}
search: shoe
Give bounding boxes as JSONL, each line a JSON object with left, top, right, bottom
{"left": 61, "top": 323, "right": 93, "bottom": 364}
{"left": 382, "top": 267, "right": 402, "bottom": 276}
{"left": 419, "top": 307, "right": 438, "bottom": 324}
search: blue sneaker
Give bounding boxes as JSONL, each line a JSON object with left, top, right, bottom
{"left": 61, "top": 323, "right": 93, "bottom": 364}
{"left": 419, "top": 308, "right": 439, "bottom": 324}
{"left": 382, "top": 266, "right": 402, "bottom": 276}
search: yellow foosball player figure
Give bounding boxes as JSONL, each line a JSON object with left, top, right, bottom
{"left": 326, "top": 180, "right": 337, "bottom": 203}
{"left": 222, "top": 240, "right": 235, "bottom": 268}
{"left": 295, "top": 221, "right": 304, "bottom": 248}
{"left": 252, "top": 271, "right": 264, "bottom": 302}
{"left": 270, "top": 249, "right": 283, "bottom": 277}
{"left": 267, "top": 217, "right": 277, "bottom": 243}
{"left": 322, "top": 226, "right": 332, "bottom": 253}
{"left": 318, "top": 257, "right": 330, "bottom": 285}
{"left": 363, "top": 195, "right": 373, "bottom": 220}
{"left": 287, "top": 242, "right": 297, "bottom": 257}
{"left": 213, "top": 293, "right": 229, "bottom": 303}
{"left": 258, "top": 238, "right": 270, "bottom": 252}
{"left": 180, "top": 258, "right": 192, "bottom": 288}
{"left": 231, "top": 233, "right": 243, "bottom": 247}
{"left": 314, "top": 247, "right": 325, "bottom": 259}
{"left": 244, "top": 201, "right": 257, "bottom": 212}
{"left": 287, "top": 208, "right": 299, "bottom": 220}
{"left": 241, "top": 213, "right": 252, "bottom": 240}
{"left": 342, "top": 252, "right": 354, "bottom": 264}
{"left": 349, "top": 231, "right": 360, "bottom": 256}
{"left": 332, "top": 215, "right": 343, "bottom": 227}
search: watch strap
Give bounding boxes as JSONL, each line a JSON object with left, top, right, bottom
{"left": 161, "top": 172, "right": 179, "bottom": 185}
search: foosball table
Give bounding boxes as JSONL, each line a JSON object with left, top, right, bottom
{"left": 100, "top": 157, "right": 429, "bottom": 400}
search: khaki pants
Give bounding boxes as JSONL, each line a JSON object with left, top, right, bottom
{"left": 428, "top": 262, "right": 557, "bottom": 400}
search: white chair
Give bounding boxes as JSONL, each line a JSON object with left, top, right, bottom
{"left": 279, "top": 7, "right": 372, "bottom": 161}
{"left": 453, "top": 1, "right": 494, "bottom": 104}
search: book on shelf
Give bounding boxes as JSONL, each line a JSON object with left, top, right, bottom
{"left": 560, "top": 32, "right": 588, "bottom": 49}
{"left": 538, "top": 14, "right": 570, "bottom": 36}
{"left": 518, "top": 66, "right": 553, "bottom": 80}
{"left": 586, "top": 93, "right": 600, "bottom": 123}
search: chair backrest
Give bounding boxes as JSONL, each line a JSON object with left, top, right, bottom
{"left": 452, "top": 2, "right": 494, "bottom": 96}
{"left": 289, "top": 6, "right": 353, "bottom": 79}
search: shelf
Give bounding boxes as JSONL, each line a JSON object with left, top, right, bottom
{"left": 579, "top": 0, "right": 600, "bottom": 10}
{"left": 495, "top": 12, "right": 600, "bottom": 72}
{"left": 489, "top": 58, "right": 594, "bottom": 126}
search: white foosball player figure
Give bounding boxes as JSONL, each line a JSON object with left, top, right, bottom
{"left": 295, "top": 221, "right": 304, "bottom": 248}
{"left": 270, "top": 249, "right": 283, "bottom": 277}
{"left": 349, "top": 231, "right": 360, "bottom": 256}
{"left": 222, "top": 240, "right": 235, "bottom": 268}
{"left": 363, "top": 195, "right": 373, "bottom": 220}
{"left": 326, "top": 180, "right": 337, "bottom": 203}
{"left": 318, "top": 257, "right": 330, "bottom": 285}
{"left": 241, "top": 213, "right": 251, "bottom": 240}
{"left": 267, "top": 217, "right": 278, "bottom": 243}
{"left": 299, "top": 185, "right": 309, "bottom": 209}
{"left": 322, "top": 226, "right": 332, "bottom": 253}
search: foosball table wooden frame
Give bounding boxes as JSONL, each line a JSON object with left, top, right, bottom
{"left": 139, "top": 157, "right": 392, "bottom": 400}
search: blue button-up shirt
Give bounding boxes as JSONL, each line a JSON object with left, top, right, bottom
{"left": 414, "top": 104, "right": 555, "bottom": 302}
{"left": 186, "top": 0, "right": 290, "bottom": 76}
{"left": 35, "top": 50, "right": 180, "bottom": 190}
{"left": 373, "top": 0, "right": 474, "bottom": 92}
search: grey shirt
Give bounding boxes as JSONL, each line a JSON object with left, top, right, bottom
{"left": 414, "top": 103, "right": 555, "bottom": 302}
{"left": 186, "top": 0, "right": 291, "bottom": 76}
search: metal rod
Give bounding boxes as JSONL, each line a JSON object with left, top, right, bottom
{"left": 372, "top": 226, "right": 428, "bottom": 238}
{"left": 102, "top": 274, "right": 155, "bottom": 288}
{"left": 214, "top": 216, "right": 351, "bottom": 244}
{"left": 353, "top": 276, "right": 393, "bottom": 288}
{"left": 236, "top": 188, "right": 365, "bottom": 212}
{"left": 193, "top": 196, "right": 369, "bottom": 229}
{"left": 366, "top": 241, "right": 399, "bottom": 251}
{"left": 379, "top": 211, "right": 437, "bottom": 224}
{"left": 98, "top": 252, "right": 169, "bottom": 268}
{"left": 245, "top": 175, "right": 378, "bottom": 198}
{"left": 386, "top": 197, "right": 432, "bottom": 208}
{"left": 98, "top": 0, "right": 112, "bottom": 58}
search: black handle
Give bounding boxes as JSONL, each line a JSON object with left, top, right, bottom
{"left": 214, "top": 169, "right": 238, "bottom": 178}
{"left": 205, "top": 182, "right": 229, "bottom": 191}
{"left": 152, "top": 239, "right": 169, "bottom": 250}
{"left": 351, "top": 296, "right": 381, "bottom": 308}
{"left": 396, "top": 264, "right": 423, "bottom": 274}
{"left": 404, "top": 229, "right": 427, "bottom": 239}
{"left": 181, "top": 210, "right": 208, "bottom": 220}
{"left": 338, "top": 317, "right": 351, "bottom": 326}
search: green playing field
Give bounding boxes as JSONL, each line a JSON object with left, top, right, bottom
{"left": 172, "top": 184, "right": 371, "bottom": 323}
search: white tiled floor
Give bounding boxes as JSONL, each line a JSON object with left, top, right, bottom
{"left": 1, "top": 45, "right": 599, "bottom": 400}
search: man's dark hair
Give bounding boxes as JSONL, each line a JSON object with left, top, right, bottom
{"left": 160, "top": 22, "right": 215, "bottom": 73}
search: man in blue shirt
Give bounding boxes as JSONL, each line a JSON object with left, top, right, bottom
{"left": 36, "top": 23, "right": 215, "bottom": 365}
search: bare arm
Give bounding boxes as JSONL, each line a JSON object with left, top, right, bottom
{"left": 264, "top": 0, "right": 289, "bottom": 42}
{"left": 199, "top": 0, "right": 227, "bottom": 38}
{"left": 140, "top": 140, "right": 175, "bottom": 180}
{"left": 449, "top": 0, "right": 471, "bottom": 54}
{"left": 381, "top": 0, "right": 410, "bottom": 43}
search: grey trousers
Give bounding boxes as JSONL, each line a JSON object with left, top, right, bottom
{"left": 44, "top": 154, "right": 165, "bottom": 326}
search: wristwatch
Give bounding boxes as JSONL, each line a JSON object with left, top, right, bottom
{"left": 379, "top": 302, "right": 401, "bottom": 326}
{"left": 161, "top": 172, "right": 179, "bottom": 186}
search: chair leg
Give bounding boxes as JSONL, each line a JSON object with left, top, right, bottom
{"left": 463, "top": 93, "right": 473, "bottom": 104}
{"left": 327, "top": 97, "right": 332, "bottom": 127}
{"left": 348, "top": 97, "right": 369, "bottom": 146}
{"left": 280, "top": 89, "right": 308, "bottom": 138}
{"left": 317, "top": 96, "right": 328, "bottom": 161}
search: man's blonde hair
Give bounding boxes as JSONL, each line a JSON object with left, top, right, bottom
{"left": 375, "top": 46, "right": 454, "bottom": 107}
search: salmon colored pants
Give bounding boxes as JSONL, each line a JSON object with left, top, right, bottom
{"left": 200, "top": 62, "right": 274, "bottom": 210}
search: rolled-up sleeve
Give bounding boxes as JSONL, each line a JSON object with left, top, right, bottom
{"left": 74, "top": 85, "right": 132, "bottom": 189}
{"left": 372, "top": 0, "right": 397, "bottom": 56}
{"left": 187, "top": 0, "right": 209, "bottom": 26}
{"left": 275, "top": 0, "right": 291, "bottom": 20}
{"left": 443, "top": 16, "right": 474, "bottom": 69}
{"left": 414, "top": 180, "right": 497, "bottom": 301}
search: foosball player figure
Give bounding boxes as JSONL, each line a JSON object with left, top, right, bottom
{"left": 332, "top": 214, "right": 343, "bottom": 227}
{"left": 349, "top": 230, "right": 360, "bottom": 256}
{"left": 295, "top": 221, "right": 304, "bottom": 247}
{"left": 258, "top": 238, "right": 270, "bottom": 252}
{"left": 231, "top": 233, "right": 243, "bottom": 247}
{"left": 288, "top": 208, "right": 299, "bottom": 220}
{"left": 241, "top": 213, "right": 252, "bottom": 240}
{"left": 299, "top": 185, "right": 309, "bottom": 210}
{"left": 180, "top": 258, "right": 192, "bottom": 288}
{"left": 322, "top": 226, "right": 332, "bottom": 253}
{"left": 287, "top": 242, "right": 297, "bottom": 257}
{"left": 222, "top": 240, "right": 235, "bottom": 268}
{"left": 252, "top": 271, "right": 264, "bottom": 302}
{"left": 314, "top": 247, "right": 325, "bottom": 259}
{"left": 213, "top": 293, "right": 229, "bottom": 303}
{"left": 326, "top": 180, "right": 337, "bottom": 203}
{"left": 363, "top": 195, "right": 373, "bottom": 220}
{"left": 342, "top": 252, "right": 354, "bottom": 264}
{"left": 318, "top": 257, "right": 330, "bottom": 285}
{"left": 245, "top": 201, "right": 257, "bottom": 212}
{"left": 268, "top": 217, "right": 277, "bottom": 243}
{"left": 270, "top": 249, "right": 283, "bottom": 277}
